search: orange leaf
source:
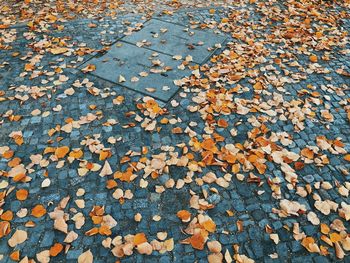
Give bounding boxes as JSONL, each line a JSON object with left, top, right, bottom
{"left": 8, "top": 157, "right": 21, "bottom": 168}
{"left": 134, "top": 233, "right": 147, "bottom": 245}
{"left": 55, "top": 146, "right": 70, "bottom": 159}
{"left": 99, "top": 150, "right": 111, "bottom": 161}
{"left": 85, "top": 227, "right": 99, "bottom": 236}
{"left": 315, "top": 31, "right": 323, "bottom": 38}
{"left": 301, "top": 148, "right": 314, "bottom": 159}
{"left": 2, "top": 150, "right": 14, "bottom": 159}
{"left": 320, "top": 223, "right": 330, "bottom": 235}
{"left": 90, "top": 206, "right": 104, "bottom": 216}
{"left": 254, "top": 162, "right": 266, "bottom": 174}
{"left": 301, "top": 237, "right": 319, "bottom": 253}
{"left": 344, "top": 154, "right": 350, "bottom": 162}
{"left": 309, "top": 55, "right": 318, "bottom": 63}
{"left": 44, "top": 147, "right": 55, "bottom": 155}
{"left": 10, "top": 250, "right": 20, "bottom": 261}
{"left": 201, "top": 138, "right": 218, "bottom": 153}
{"left": 320, "top": 245, "right": 329, "bottom": 256}
{"left": 13, "top": 173, "right": 26, "bottom": 182}
{"left": 24, "top": 63, "right": 34, "bottom": 71}
{"left": 177, "top": 210, "right": 191, "bottom": 222}
{"left": 69, "top": 149, "right": 84, "bottom": 159}
{"left": 50, "top": 243, "right": 63, "bottom": 257}
{"left": 217, "top": 119, "right": 228, "bottom": 128}
{"left": 232, "top": 163, "right": 240, "bottom": 173}
{"left": 189, "top": 233, "right": 205, "bottom": 250}
{"left": 86, "top": 162, "right": 94, "bottom": 170}
{"left": 0, "top": 221, "right": 11, "bottom": 238}
{"left": 106, "top": 179, "right": 118, "bottom": 189}
{"left": 330, "top": 233, "right": 342, "bottom": 243}
{"left": 31, "top": 204, "right": 46, "bottom": 218}
{"left": 253, "top": 82, "right": 263, "bottom": 90}
{"left": 0, "top": 210, "right": 13, "bottom": 221}
{"left": 16, "top": 189, "right": 28, "bottom": 201}
{"left": 99, "top": 225, "right": 112, "bottom": 236}
{"left": 202, "top": 220, "right": 216, "bottom": 233}
{"left": 14, "top": 136, "right": 24, "bottom": 146}
{"left": 91, "top": 215, "right": 103, "bottom": 224}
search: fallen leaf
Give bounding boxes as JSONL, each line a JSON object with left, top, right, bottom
{"left": 8, "top": 229, "right": 28, "bottom": 247}
{"left": 49, "top": 243, "right": 63, "bottom": 257}
{"left": 36, "top": 250, "right": 50, "bottom": 263}
{"left": 137, "top": 242, "right": 153, "bottom": 255}
{"left": 78, "top": 249, "right": 93, "bottom": 263}
{"left": 134, "top": 233, "right": 147, "bottom": 245}
{"left": 207, "top": 240, "right": 222, "bottom": 253}
{"left": 177, "top": 210, "right": 191, "bottom": 222}
{"left": 55, "top": 146, "right": 70, "bottom": 159}
{"left": 31, "top": 205, "right": 46, "bottom": 218}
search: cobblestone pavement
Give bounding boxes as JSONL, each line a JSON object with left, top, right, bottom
{"left": 0, "top": 0, "right": 350, "bottom": 262}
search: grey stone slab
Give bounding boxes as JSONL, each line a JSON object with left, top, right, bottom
{"left": 80, "top": 42, "right": 191, "bottom": 101}
{"left": 122, "top": 18, "right": 227, "bottom": 64}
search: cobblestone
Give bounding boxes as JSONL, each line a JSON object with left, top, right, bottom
{"left": 0, "top": 0, "right": 349, "bottom": 262}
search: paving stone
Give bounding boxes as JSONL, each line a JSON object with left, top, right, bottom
{"left": 122, "top": 18, "right": 227, "bottom": 64}
{"left": 80, "top": 42, "right": 192, "bottom": 101}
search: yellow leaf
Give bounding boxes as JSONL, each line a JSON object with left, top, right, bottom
{"left": 320, "top": 223, "right": 330, "bottom": 235}
{"left": 202, "top": 220, "right": 216, "bottom": 233}
{"left": 69, "top": 149, "right": 83, "bottom": 159}
{"left": 330, "top": 233, "right": 342, "bottom": 243}
{"left": 134, "top": 233, "right": 147, "bottom": 245}
{"left": 50, "top": 47, "right": 68, "bottom": 55}
{"left": 344, "top": 154, "right": 350, "bottom": 162}
{"left": 55, "top": 146, "right": 70, "bottom": 159}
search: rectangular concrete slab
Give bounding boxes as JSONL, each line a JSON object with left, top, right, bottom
{"left": 122, "top": 18, "right": 227, "bottom": 64}
{"left": 80, "top": 42, "right": 190, "bottom": 101}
